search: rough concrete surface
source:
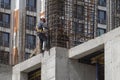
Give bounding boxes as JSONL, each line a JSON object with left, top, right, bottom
{"left": 56, "top": 47, "right": 96, "bottom": 80}
{"left": 12, "top": 47, "right": 96, "bottom": 80}
{"left": 69, "top": 27, "right": 120, "bottom": 59}
{"left": 0, "top": 64, "right": 12, "bottom": 80}
{"left": 105, "top": 36, "right": 120, "bottom": 80}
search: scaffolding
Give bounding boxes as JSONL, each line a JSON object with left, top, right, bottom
{"left": 46, "top": 0, "right": 96, "bottom": 48}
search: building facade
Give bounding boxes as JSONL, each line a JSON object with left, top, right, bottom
{"left": 97, "top": 0, "right": 107, "bottom": 36}
{"left": 46, "top": 0, "right": 107, "bottom": 48}
{"left": 0, "top": 0, "right": 107, "bottom": 65}
{"left": 0, "top": 0, "right": 45, "bottom": 65}
{"left": 12, "top": 26, "right": 120, "bottom": 80}
{"left": 0, "top": 0, "right": 120, "bottom": 80}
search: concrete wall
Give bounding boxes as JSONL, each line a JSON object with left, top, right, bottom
{"left": 0, "top": 64, "right": 12, "bottom": 80}
{"left": 69, "top": 60, "right": 96, "bottom": 80}
{"left": 12, "top": 47, "right": 96, "bottom": 80}
{"left": 56, "top": 48, "right": 96, "bottom": 80}
{"left": 105, "top": 36, "right": 120, "bottom": 80}
{"left": 41, "top": 48, "right": 56, "bottom": 80}
{"left": 69, "top": 27, "right": 120, "bottom": 59}
{"left": 12, "top": 53, "right": 42, "bottom": 80}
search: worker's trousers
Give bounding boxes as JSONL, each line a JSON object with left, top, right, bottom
{"left": 40, "top": 38, "right": 46, "bottom": 51}
{"left": 38, "top": 33, "right": 47, "bottom": 52}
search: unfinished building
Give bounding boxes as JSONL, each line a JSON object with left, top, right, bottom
{"left": 2, "top": 0, "right": 120, "bottom": 80}
{"left": 46, "top": 0, "right": 97, "bottom": 48}
{"left": 12, "top": 27, "right": 120, "bottom": 80}
{"left": 107, "top": 0, "right": 120, "bottom": 30}
{"left": 0, "top": 0, "right": 44, "bottom": 65}
{"left": 0, "top": 0, "right": 107, "bottom": 64}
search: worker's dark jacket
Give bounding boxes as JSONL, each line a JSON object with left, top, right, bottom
{"left": 37, "top": 22, "right": 47, "bottom": 41}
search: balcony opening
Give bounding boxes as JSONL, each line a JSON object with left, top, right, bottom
{"left": 28, "top": 68, "right": 41, "bottom": 80}
{"left": 78, "top": 49, "right": 104, "bottom": 80}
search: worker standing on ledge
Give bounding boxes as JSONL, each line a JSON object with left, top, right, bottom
{"left": 36, "top": 17, "right": 48, "bottom": 53}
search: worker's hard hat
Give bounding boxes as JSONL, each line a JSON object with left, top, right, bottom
{"left": 40, "top": 16, "right": 45, "bottom": 18}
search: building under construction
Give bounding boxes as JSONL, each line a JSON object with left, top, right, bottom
{"left": 107, "top": 0, "right": 120, "bottom": 30}
{"left": 46, "top": 0, "right": 97, "bottom": 48}
{"left": 0, "top": 0, "right": 107, "bottom": 65}
{"left": 3, "top": 0, "right": 120, "bottom": 80}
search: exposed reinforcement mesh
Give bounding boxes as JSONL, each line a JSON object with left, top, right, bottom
{"left": 46, "top": 0, "right": 96, "bottom": 48}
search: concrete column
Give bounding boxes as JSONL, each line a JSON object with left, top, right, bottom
{"left": 12, "top": 47, "right": 96, "bottom": 80}
{"left": 10, "top": 0, "right": 26, "bottom": 65}
{"left": 10, "top": 0, "right": 16, "bottom": 65}
{"left": 41, "top": 48, "right": 56, "bottom": 80}
{"left": 12, "top": 70, "right": 27, "bottom": 80}
{"left": 17, "top": 0, "right": 26, "bottom": 63}
{"left": 105, "top": 36, "right": 120, "bottom": 80}
{"left": 41, "top": 47, "right": 96, "bottom": 80}
{"left": 56, "top": 48, "right": 96, "bottom": 80}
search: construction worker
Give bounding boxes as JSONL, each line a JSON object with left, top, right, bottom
{"left": 36, "top": 17, "right": 48, "bottom": 53}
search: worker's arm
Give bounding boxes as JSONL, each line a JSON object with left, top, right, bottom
{"left": 36, "top": 22, "right": 43, "bottom": 32}
{"left": 35, "top": 26, "right": 39, "bottom": 31}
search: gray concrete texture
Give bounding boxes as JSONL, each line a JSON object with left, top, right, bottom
{"left": 12, "top": 47, "right": 96, "bottom": 80}
{"left": 56, "top": 48, "right": 96, "bottom": 80}
{"left": 69, "top": 27, "right": 120, "bottom": 59}
{"left": 105, "top": 36, "right": 120, "bottom": 80}
{"left": 0, "top": 64, "right": 12, "bottom": 80}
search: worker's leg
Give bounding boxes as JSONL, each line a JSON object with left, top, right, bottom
{"left": 46, "top": 35, "right": 50, "bottom": 50}
{"left": 40, "top": 38, "right": 44, "bottom": 52}
{"left": 38, "top": 34, "right": 43, "bottom": 53}
{"left": 38, "top": 33, "right": 45, "bottom": 53}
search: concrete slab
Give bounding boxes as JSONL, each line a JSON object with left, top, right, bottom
{"left": 12, "top": 47, "right": 96, "bottom": 80}
{"left": 12, "top": 53, "right": 42, "bottom": 80}
{"left": 13, "top": 53, "right": 42, "bottom": 73}
{"left": 69, "top": 27, "right": 120, "bottom": 59}
{"left": 12, "top": 47, "right": 56, "bottom": 80}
